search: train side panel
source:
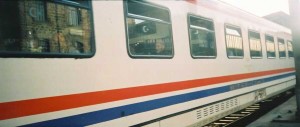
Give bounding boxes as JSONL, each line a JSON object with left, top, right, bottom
{"left": 0, "top": 0, "right": 295, "bottom": 127}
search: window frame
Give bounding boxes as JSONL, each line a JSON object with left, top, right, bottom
{"left": 277, "top": 37, "right": 286, "bottom": 59}
{"left": 124, "top": 0, "right": 174, "bottom": 59}
{"left": 52, "top": 0, "right": 91, "bottom": 9}
{"left": 248, "top": 30, "right": 262, "bottom": 59}
{"left": 224, "top": 24, "right": 244, "bottom": 59}
{"left": 187, "top": 14, "right": 217, "bottom": 59}
{"left": 0, "top": 0, "right": 95, "bottom": 58}
{"left": 265, "top": 34, "right": 276, "bottom": 59}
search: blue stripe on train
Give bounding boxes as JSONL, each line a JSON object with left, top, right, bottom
{"left": 21, "top": 72, "right": 295, "bottom": 127}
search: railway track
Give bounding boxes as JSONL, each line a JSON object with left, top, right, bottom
{"left": 203, "top": 89, "right": 295, "bottom": 127}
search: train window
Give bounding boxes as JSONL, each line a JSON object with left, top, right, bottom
{"left": 277, "top": 38, "right": 286, "bottom": 58}
{"left": 188, "top": 15, "right": 216, "bottom": 58}
{"left": 248, "top": 31, "right": 262, "bottom": 58}
{"left": 125, "top": 0, "right": 173, "bottom": 58}
{"left": 287, "top": 41, "right": 294, "bottom": 58}
{"left": 225, "top": 25, "right": 243, "bottom": 58}
{"left": 265, "top": 35, "right": 276, "bottom": 58}
{"left": 0, "top": 0, "right": 94, "bottom": 58}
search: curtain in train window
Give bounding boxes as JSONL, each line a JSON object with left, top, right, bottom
{"left": 249, "top": 31, "right": 262, "bottom": 58}
{"left": 278, "top": 38, "right": 286, "bottom": 58}
{"left": 287, "top": 41, "right": 294, "bottom": 57}
{"left": 125, "top": 0, "right": 173, "bottom": 58}
{"left": 225, "top": 25, "right": 243, "bottom": 58}
{"left": 0, "top": 0, "right": 93, "bottom": 57}
{"left": 265, "top": 35, "right": 276, "bottom": 58}
{"left": 188, "top": 15, "right": 216, "bottom": 58}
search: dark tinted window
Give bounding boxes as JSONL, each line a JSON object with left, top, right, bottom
{"left": 188, "top": 15, "right": 216, "bottom": 58}
{"left": 287, "top": 41, "right": 294, "bottom": 58}
{"left": 265, "top": 35, "right": 276, "bottom": 58}
{"left": 249, "top": 31, "right": 262, "bottom": 58}
{"left": 125, "top": 0, "right": 173, "bottom": 58}
{"left": 278, "top": 38, "right": 286, "bottom": 58}
{"left": 225, "top": 25, "right": 243, "bottom": 58}
{"left": 0, "top": 0, "right": 94, "bottom": 57}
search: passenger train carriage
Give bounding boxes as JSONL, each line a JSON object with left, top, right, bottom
{"left": 0, "top": 0, "right": 295, "bottom": 127}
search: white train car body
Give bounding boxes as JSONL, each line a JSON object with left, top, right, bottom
{"left": 0, "top": 0, "right": 295, "bottom": 127}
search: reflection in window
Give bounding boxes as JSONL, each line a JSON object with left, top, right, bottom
{"left": 249, "top": 31, "right": 262, "bottom": 58}
{"left": 287, "top": 41, "right": 294, "bottom": 57}
{"left": 278, "top": 38, "right": 286, "bottom": 58}
{"left": 0, "top": 0, "right": 93, "bottom": 57}
{"left": 225, "top": 25, "right": 243, "bottom": 58}
{"left": 266, "top": 35, "right": 276, "bottom": 58}
{"left": 126, "top": 0, "right": 173, "bottom": 57}
{"left": 188, "top": 15, "right": 216, "bottom": 58}
{"left": 68, "top": 7, "right": 80, "bottom": 26}
{"left": 29, "top": 1, "right": 46, "bottom": 22}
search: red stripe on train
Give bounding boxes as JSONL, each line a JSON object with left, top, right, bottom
{"left": 186, "top": 0, "right": 197, "bottom": 4}
{"left": 0, "top": 68, "right": 295, "bottom": 120}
